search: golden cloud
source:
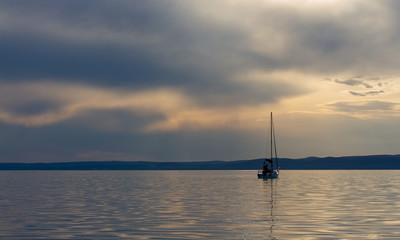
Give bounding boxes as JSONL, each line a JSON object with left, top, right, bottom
{"left": 0, "top": 82, "right": 271, "bottom": 132}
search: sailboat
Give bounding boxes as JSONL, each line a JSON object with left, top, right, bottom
{"left": 258, "top": 112, "right": 280, "bottom": 179}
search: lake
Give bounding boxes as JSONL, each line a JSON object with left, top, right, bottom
{"left": 1, "top": 170, "right": 400, "bottom": 239}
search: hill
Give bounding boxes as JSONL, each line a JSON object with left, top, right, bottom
{"left": 1, "top": 154, "right": 400, "bottom": 170}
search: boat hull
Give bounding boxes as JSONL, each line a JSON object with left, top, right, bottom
{"left": 257, "top": 170, "right": 279, "bottom": 179}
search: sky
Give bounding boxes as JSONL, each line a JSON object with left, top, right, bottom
{"left": 1, "top": 0, "right": 400, "bottom": 162}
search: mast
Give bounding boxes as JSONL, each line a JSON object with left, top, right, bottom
{"left": 271, "top": 112, "right": 279, "bottom": 170}
{"left": 270, "top": 112, "right": 273, "bottom": 170}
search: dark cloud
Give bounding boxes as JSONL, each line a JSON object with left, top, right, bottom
{"left": 0, "top": 32, "right": 180, "bottom": 86}
{"left": 2, "top": 0, "right": 399, "bottom": 104}
{"left": 0, "top": 0, "right": 304, "bottom": 109}
{"left": 69, "top": 109, "right": 166, "bottom": 133}
{"left": 4, "top": 100, "right": 63, "bottom": 117}
{"left": 0, "top": 1, "right": 194, "bottom": 86}
{"left": 335, "top": 79, "right": 372, "bottom": 88}
{"left": 2, "top": 0, "right": 400, "bottom": 81}
{"left": 348, "top": 90, "right": 384, "bottom": 96}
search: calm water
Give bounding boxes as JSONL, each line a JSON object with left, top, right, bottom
{"left": 1, "top": 170, "right": 400, "bottom": 239}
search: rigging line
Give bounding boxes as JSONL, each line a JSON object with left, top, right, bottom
{"left": 272, "top": 113, "right": 278, "bottom": 168}
{"left": 265, "top": 113, "right": 271, "bottom": 160}
{"left": 270, "top": 112, "right": 273, "bottom": 161}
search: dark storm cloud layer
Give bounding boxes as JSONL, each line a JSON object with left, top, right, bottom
{"left": 0, "top": 33, "right": 169, "bottom": 85}
{"left": 0, "top": 0, "right": 305, "bottom": 108}
{"left": 3, "top": 1, "right": 400, "bottom": 107}
{"left": 0, "top": 1, "right": 195, "bottom": 85}
{"left": 2, "top": 0, "right": 400, "bottom": 162}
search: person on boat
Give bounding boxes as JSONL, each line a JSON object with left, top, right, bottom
{"left": 262, "top": 160, "right": 272, "bottom": 176}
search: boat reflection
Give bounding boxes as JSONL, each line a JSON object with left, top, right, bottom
{"left": 263, "top": 179, "right": 277, "bottom": 240}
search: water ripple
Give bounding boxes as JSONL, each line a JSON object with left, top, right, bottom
{"left": 1, "top": 170, "right": 400, "bottom": 239}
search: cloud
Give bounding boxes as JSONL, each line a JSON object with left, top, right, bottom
{"left": 325, "top": 100, "right": 399, "bottom": 115}
{"left": 2, "top": 0, "right": 400, "bottom": 88}
{"left": 0, "top": 82, "right": 190, "bottom": 128}
{"left": 1, "top": 1, "right": 399, "bottom": 117}
{"left": 2, "top": 0, "right": 400, "bottom": 161}
{"left": 0, "top": 81, "right": 286, "bottom": 132}
{"left": 335, "top": 78, "right": 372, "bottom": 88}
{"left": 1, "top": 0, "right": 311, "bottom": 111}
{"left": 191, "top": 0, "right": 400, "bottom": 75}
{"left": 348, "top": 90, "right": 385, "bottom": 96}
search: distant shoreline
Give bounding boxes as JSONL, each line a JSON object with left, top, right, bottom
{"left": 1, "top": 154, "right": 400, "bottom": 170}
